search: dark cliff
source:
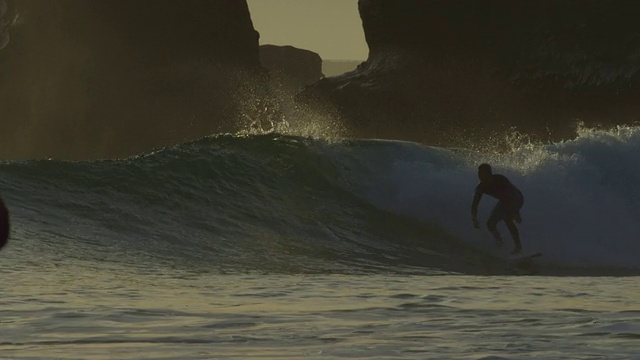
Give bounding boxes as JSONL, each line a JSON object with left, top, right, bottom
{"left": 260, "top": 45, "right": 323, "bottom": 92}
{"left": 300, "top": 0, "right": 640, "bottom": 147}
{"left": 0, "top": 0, "right": 262, "bottom": 159}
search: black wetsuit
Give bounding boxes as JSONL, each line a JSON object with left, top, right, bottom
{"left": 472, "top": 174, "right": 523, "bottom": 249}
{"left": 473, "top": 174, "right": 523, "bottom": 220}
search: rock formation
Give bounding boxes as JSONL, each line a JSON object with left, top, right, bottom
{"left": 323, "top": 60, "right": 362, "bottom": 77}
{"left": 0, "top": 0, "right": 263, "bottom": 159}
{"left": 300, "top": 0, "right": 640, "bottom": 147}
{"left": 260, "top": 44, "right": 323, "bottom": 92}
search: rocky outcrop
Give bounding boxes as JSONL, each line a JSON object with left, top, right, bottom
{"left": 0, "top": 0, "right": 263, "bottom": 159}
{"left": 323, "top": 60, "right": 362, "bottom": 77}
{"left": 300, "top": 0, "right": 640, "bottom": 146}
{"left": 259, "top": 45, "right": 323, "bottom": 92}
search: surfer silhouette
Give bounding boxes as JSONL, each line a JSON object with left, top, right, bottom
{"left": 471, "top": 163, "right": 523, "bottom": 254}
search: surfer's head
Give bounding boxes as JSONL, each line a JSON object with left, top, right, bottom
{"left": 477, "top": 163, "right": 492, "bottom": 182}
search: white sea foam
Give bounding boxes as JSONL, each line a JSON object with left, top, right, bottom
{"left": 337, "top": 126, "right": 640, "bottom": 269}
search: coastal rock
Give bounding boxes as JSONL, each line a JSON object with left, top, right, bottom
{"left": 323, "top": 60, "right": 362, "bottom": 77}
{"left": 300, "top": 0, "right": 640, "bottom": 146}
{"left": 260, "top": 44, "right": 323, "bottom": 91}
{"left": 0, "top": 0, "right": 263, "bottom": 159}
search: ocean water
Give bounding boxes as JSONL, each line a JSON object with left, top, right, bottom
{"left": 1, "top": 127, "right": 639, "bottom": 359}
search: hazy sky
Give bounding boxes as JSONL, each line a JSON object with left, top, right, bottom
{"left": 247, "top": 0, "right": 368, "bottom": 60}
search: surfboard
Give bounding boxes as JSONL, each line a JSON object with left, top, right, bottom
{"left": 503, "top": 252, "right": 542, "bottom": 275}
{"left": 509, "top": 252, "right": 542, "bottom": 262}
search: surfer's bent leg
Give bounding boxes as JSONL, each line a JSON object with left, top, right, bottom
{"left": 505, "top": 219, "right": 522, "bottom": 253}
{"left": 487, "top": 203, "right": 504, "bottom": 246}
{"left": 504, "top": 200, "right": 523, "bottom": 254}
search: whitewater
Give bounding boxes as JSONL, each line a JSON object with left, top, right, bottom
{"left": 1, "top": 126, "right": 639, "bottom": 359}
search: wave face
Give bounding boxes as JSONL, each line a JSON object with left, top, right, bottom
{"left": 2, "top": 127, "right": 640, "bottom": 275}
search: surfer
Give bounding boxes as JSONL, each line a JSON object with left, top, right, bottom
{"left": 471, "top": 163, "right": 523, "bottom": 254}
